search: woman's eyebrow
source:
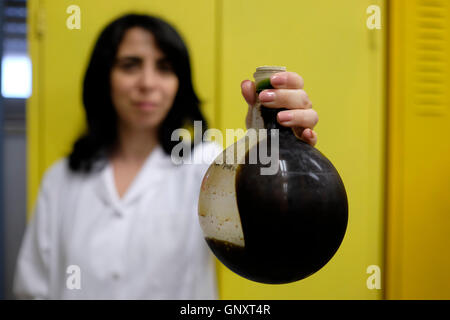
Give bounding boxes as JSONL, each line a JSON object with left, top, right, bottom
{"left": 114, "top": 55, "right": 171, "bottom": 66}
{"left": 116, "top": 56, "right": 142, "bottom": 63}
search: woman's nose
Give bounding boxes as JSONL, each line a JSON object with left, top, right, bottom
{"left": 138, "top": 67, "right": 158, "bottom": 90}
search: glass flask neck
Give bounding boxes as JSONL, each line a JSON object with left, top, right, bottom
{"left": 254, "top": 66, "right": 291, "bottom": 132}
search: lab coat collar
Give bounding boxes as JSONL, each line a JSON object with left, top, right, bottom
{"left": 96, "top": 144, "right": 174, "bottom": 214}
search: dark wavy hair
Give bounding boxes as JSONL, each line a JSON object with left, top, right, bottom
{"left": 68, "top": 13, "right": 207, "bottom": 173}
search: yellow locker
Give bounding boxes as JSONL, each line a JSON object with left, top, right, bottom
{"left": 216, "top": 0, "right": 386, "bottom": 299}
{"left": 387, "top": 0, "right": 450, "bottom": 299}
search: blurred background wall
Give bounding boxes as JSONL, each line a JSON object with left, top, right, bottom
{"left": 0, "top": 0, "right": 448, "bottom": 299}
{"left": 0, "top": 0, "right": 28, "bottom": 300}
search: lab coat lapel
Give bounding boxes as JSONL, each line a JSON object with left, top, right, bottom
{"left": 121, "top": 144, "right": 169, "bottom": 205}
{"left": 95, "top": 163, "right": 122, "bottom": 213}
{"left": 95, "top": 144, "right": 173, "bottom": 211}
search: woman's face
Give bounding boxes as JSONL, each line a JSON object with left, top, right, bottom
{"left": 110, "top": 27, "right": 179, "bottom": 132}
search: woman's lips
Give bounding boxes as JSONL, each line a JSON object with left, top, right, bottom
{"left": 134, "top": 102, "right": 158, "bottom": 110}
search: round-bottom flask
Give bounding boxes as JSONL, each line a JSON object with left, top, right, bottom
{"left": 198, "top": 66, "right": 348, "bottom": 284}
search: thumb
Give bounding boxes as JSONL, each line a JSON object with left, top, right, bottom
{"left": 241, "top": 80, "right": 256, "bottom": 106}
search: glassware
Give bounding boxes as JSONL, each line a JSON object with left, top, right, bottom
{"left": 198, "top": 66, "right": 348, "bottom": 284}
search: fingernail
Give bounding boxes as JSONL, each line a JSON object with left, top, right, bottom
{"left": 306, "top": 129, "right": 312, "bottom": 138}
{"left": 271, "top": 74, "right": 286, "bottom": 86}
{"left": 259, "top": 91, "right": 276, "bottom": 102}
{"left": 278, "top": 112, "right": 293, "bottom": 122}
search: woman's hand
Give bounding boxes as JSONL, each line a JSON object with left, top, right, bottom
{"left": 241, "top": 72, "right": 318, "bottom": 147}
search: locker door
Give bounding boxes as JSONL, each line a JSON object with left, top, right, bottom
{"left": 387, "top": 0, "right": 450, "bottom": 299}
{"left": 216, "top": 0, "right": 386, "bottom": 299}
{"left": 27, "top": 0, "right": 217, "bottom": 212}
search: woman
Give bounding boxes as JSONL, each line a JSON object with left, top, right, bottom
{"left": 14, "top": 14, "right": 318, "bottom": 299}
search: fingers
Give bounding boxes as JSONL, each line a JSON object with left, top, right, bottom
{"left": 292, "top": 128, "right": 318, "bottom": 147}
{"left": 241, "top": 72, "right": 318, "bottom": 148}
{"left": 241, "top": 80, "right": 256, "bottom": 106}
{"left": 297, "top": 128, "right": 318, "bottom": 147}
{"left": 242, "top": 71, "right": 304, "bottom": 106}
{"left": 259, "top": 89, "right": 312, "bottom": 110}
{"left": 277, "top": 108, "right": 318, "bottom": 129}
{"left": 270, "top": 72, "right": 304, "bottom": 89}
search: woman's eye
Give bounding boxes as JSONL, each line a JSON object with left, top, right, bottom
{"left": 120, "top": 62, "right": 139, "bottom": 71}
{"left": 157, "top": 62, "right": 174, "bottom": 73}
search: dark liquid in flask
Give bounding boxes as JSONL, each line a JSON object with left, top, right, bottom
{"left": 205, "top": 129, "right": 348, "bottom": 284}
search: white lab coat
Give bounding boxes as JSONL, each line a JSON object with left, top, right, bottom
{"left": 13, "top": 142, "right": 223, "bottom": 299}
